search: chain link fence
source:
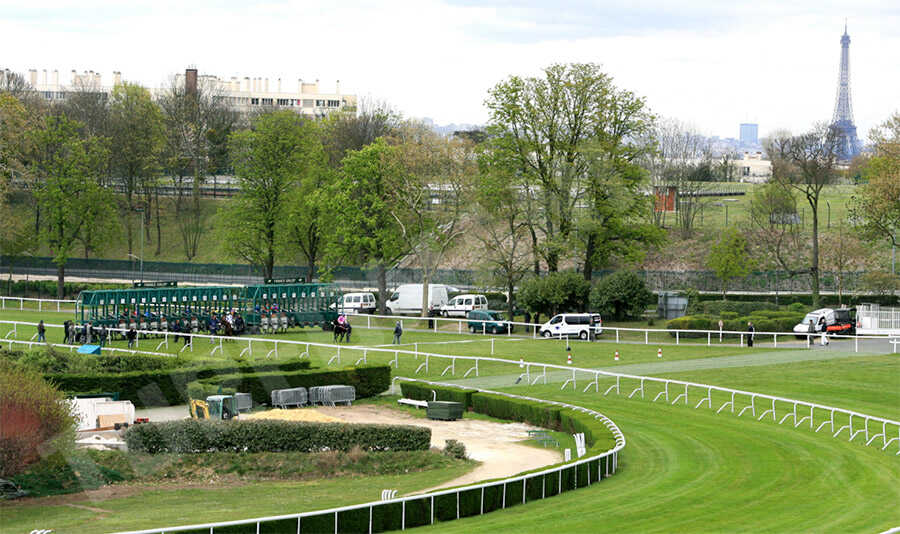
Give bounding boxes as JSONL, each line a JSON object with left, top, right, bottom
{"left": 0, "top": 255, "right": 876, "bottom": 293}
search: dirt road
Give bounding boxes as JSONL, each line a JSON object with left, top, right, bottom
{"left": 318, "top": 405, "right": 560, "bottom": 491}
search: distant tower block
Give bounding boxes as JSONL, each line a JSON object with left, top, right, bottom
{"left": 739, "top": 123, "right": 758, "bottom": 146}
{"left": 831, "top": 23, "right": 861, "bottom": 160}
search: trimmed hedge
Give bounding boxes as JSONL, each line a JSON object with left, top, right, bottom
{"left": 125, "top": 419, "right": 431, "bottom": 454}
{"left": 666, "top": 313, "right": 804, "bottom": 338}
{"left": 399, "top": 381, "right": 476, "bottom": 408}
{"left": 2, "top": 348, "right": 182, "bottom": 375}
{"left": 47, "top": 360, "right": 313, "bottom": 408}
{"left": 398, "top": 383, "right": 617, "bottom": 455}
{"left": 193, "top": 365, "right": 392, "bottom": 405}
{"left": 695, "top": 300, "right": 777, "bottom": 316}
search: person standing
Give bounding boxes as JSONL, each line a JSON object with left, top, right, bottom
{"left": 126, "top": 326, "right": 137, "bottom": 349}
{"left": 718, "top": 319, "right": 724, "bottom": 342}
{"left": 37, "top": 320, "right": 46, "bottom": 343}
{"left": 747, "top": 321, "right": 755, "bottom": 347}
{"left": 85, "top": 322, "right": 93, "bottom": 344}
{"left": 393, "top": 321, "right": 403, "bottom": 344}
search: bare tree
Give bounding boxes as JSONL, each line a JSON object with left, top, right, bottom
{"left": 322, "top": 98, "right": 401, "bottom": 168}
{"left": 158, "top": 76, "right": 240, "bottom": 260}
{"left": 764, "top": 124, "right": 841, "bottom": 307}
{"left": 747, "top": 181, "right": 808, "bottom": 277}
{"left": 391, "top": 123, "right": 474, "bottom": 317}
{"left": 643, "top": 118, "right": 713, "bottom": 236}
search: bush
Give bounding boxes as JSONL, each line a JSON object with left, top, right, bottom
{"left": 590, "top": 271, "right": 655, "bottom": 321}
{"left": 517, "top": 272, "right": 591, "bottom": 323}
{"left": 2, "top": 347, "right": 181, "bottom": 375}
{"left": 667, "top": 313, "right": 804, "bottom": 337}
{"left": 0, "top": 360, "right": 77, "bottom": 477}
{"left": 194, "top": 365, "right": 391, "bottom": 405}
{"left": 443, "top": 439, "right": 467, "bottom": 460}
{"left": 695, "top": 300, "right": 778, "bottom": 316}
{"left": 124, "top": 419, "right": 431, "bottom": 454}
{"left": 46, "top": 360, "right": 313, "bottom": 408}
{"left": 472, "top": 393, "right": 563, "bottom": 430}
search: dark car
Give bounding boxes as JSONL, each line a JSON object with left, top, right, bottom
{"left": 467, "top": 310, "right": 512, "bottom": 334}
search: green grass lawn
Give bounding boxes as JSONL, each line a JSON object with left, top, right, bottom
{"left": 0, "top": 468, "right": 475, "bottom": 534}
{"left": 2, "top": 308, "right": 898, "bottom": 534}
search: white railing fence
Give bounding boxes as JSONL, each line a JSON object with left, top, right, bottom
{"left": 113, "top": 380, "right": 625, "bottom": 534}
{"left": 0, "top": 295, "right": 79, "bottom": 313}
{"left": 3, "top": 319, "right": 897, "bottom": 457}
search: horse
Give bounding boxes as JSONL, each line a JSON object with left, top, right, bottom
{"left": 332, "top": 321, "right": 352, "bottom": 343}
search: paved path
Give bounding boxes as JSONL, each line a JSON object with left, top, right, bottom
{"left": 443, "top": 342, "right": 883, "bottom": 390}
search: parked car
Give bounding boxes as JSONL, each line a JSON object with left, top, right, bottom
{"left": 467, "top": 310, "right": 511, "bottom": 334}
{"left": 386, "top": 284, "right": 450, "bottom": 316}
{"left": 334, "top": 292, "right": 377, "bottom": 314}
{"left": 441, "top": 294, "right": 488, "bottom": 317}
{"left": 539, "top": 313, "right": 601, "bottom": 340}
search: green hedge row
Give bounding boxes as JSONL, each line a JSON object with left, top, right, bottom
{"left": 191, "top": 365, "right": 392, "bottom": 405}
{"left": 2, "top": 347, "right": 182, "bottom": 375}
{"left": 47, "top": 360, "right": 313, "bottom": 408}
{"left": 399, "top": 382, "right": 617, "bottom": 454}
{"left": 0, "top": 279, "right": 128, "bottom": 299}
{"left": 695, "top": 300, "right": 778, "bottom": 316}
{"left": 124, "top": 419, "right": 430, "bottom": 454}
{"left": 399, "top": 382, "right": 476, "bottom": 408}
{"left": 666, "top": 313, "right": 804, "bottom": 338}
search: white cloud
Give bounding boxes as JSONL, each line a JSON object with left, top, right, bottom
{"left": 1, "top": 0, "right": 897, "bottom": 139}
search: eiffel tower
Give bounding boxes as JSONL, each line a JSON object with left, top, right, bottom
{"left": 831, "top": 23, "right": 861, "bottom": 160}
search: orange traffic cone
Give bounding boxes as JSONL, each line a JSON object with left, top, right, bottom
{"left": 657, "top": 348, "right": 662, "bottom": 358}
{"left": 614, "top": 351, "right": 619, "bottom": 361}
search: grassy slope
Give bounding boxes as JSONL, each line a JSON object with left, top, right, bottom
{"left": 0, "top": 468, "right": 475, "bottom": 534}
{"left": 2, "top": 309, "right": 898, "bottom": 533}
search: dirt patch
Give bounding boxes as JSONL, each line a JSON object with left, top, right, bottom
{"left": 317, "top": 404, "right": 560, "bottom": 492}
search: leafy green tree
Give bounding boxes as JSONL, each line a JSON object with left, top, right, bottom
{"left": 474, "top": 148, "right": 531, "bottom": 319}
{"left": 589, "top": 270, "right": 654, "bottom": 321}
{"left": 850, "top": 113, "right": 900, "bottom": 253}
{"left": 29, "top": 115, "right": 115, "bottom": 297}
{"left": 325, "top": 138, "right": 409, "bottom": 313}
{"left": 765, "top": 125, "right": 842, "bottom": 308}
{"left": 220, "top": 111, "right": 315, "bottom": 279}
{"left": 706, "top": 229, "right": 754, "bottom": 299}
{"left": 517, "top": 272, "right": 591, "bottom": 324}
{"left": 109, "top": 82, "right": 165, "bottom": 257}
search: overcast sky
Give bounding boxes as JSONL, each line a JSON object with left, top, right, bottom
{"left": 2, "top": 0, "right": 898, "bottom": 141}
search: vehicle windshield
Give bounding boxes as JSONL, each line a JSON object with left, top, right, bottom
{"left": 801, "top": 313, "right": 821, "bottom": 324}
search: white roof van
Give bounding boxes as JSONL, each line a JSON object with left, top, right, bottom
{"left": 441, "top": 294, "right": 488, "bottom": 317}
{"left": 336, "top": 292, "right": 377, "bottom": 314}
{"left": 387, "top": 284, "right": 450, "bottom": 316}
{"left": 539, "top": 313, "right": 602, "bottom": 340}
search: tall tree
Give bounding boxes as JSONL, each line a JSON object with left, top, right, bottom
{"left": 850, "top": 112, "right": 900, "bottom": 255}
{"left": 220, "top": 111, "right": 314, "bottom": 279}
{"left": 158, "top": 77, "right": 240, "bottom": 260}
{"left": 819, "top": 228, "right": 871, "bottom": 305}
{"left": 391, "top": 123, "right": 474, "bottom": 316}
{"left": 747, "top": 181, "right": 808, "bottom": 276}
{"left": 109, "top": 82, "right": 165, "bottom": 257}
{"left": 29, "top": 115, "right": 114, "bottom": 297}
{"left": 0, "top": 94, "right": 36, "bottom": 290}
{"left": 485, "top": 63, "right": 610, "bottom": 271}
{"left": 765, "top": 124, "right": 841, "bottom": 307}
{"left": 326, "top": 138, "right": 409, "bottom": 314}
{"left": 282, "top": 121, "right": 333, "bottom": 283}
{"left": 643, "top": 118, "right": 714, "bottom": 236}
{"left": 322, "top": 99, "right": 401, "bottom": 168}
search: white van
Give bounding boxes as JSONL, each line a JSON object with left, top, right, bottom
{"left": 337, "top": 292, "right": 377, "bottom": 314}
{"left": 386, "top": 284, "right": 450, "bottom": 316}
{"left": 539, "top": 313, "right": 602, "bottom": 340}
{"left": 441, "top": 294, "right": 488, "bottom": 317}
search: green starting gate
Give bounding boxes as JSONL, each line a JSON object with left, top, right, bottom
{"left": 243, "top": 283, "right": 340, "bottom": 327}
{"left": 78, "top": 286, "right": 246, "bottom": 327}
{"left": 77, "top": 283, "right": 341, "bottom": 329}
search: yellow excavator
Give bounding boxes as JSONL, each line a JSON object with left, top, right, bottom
{"left": 189, "top": 395, "right": 237, "bottom": 420}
